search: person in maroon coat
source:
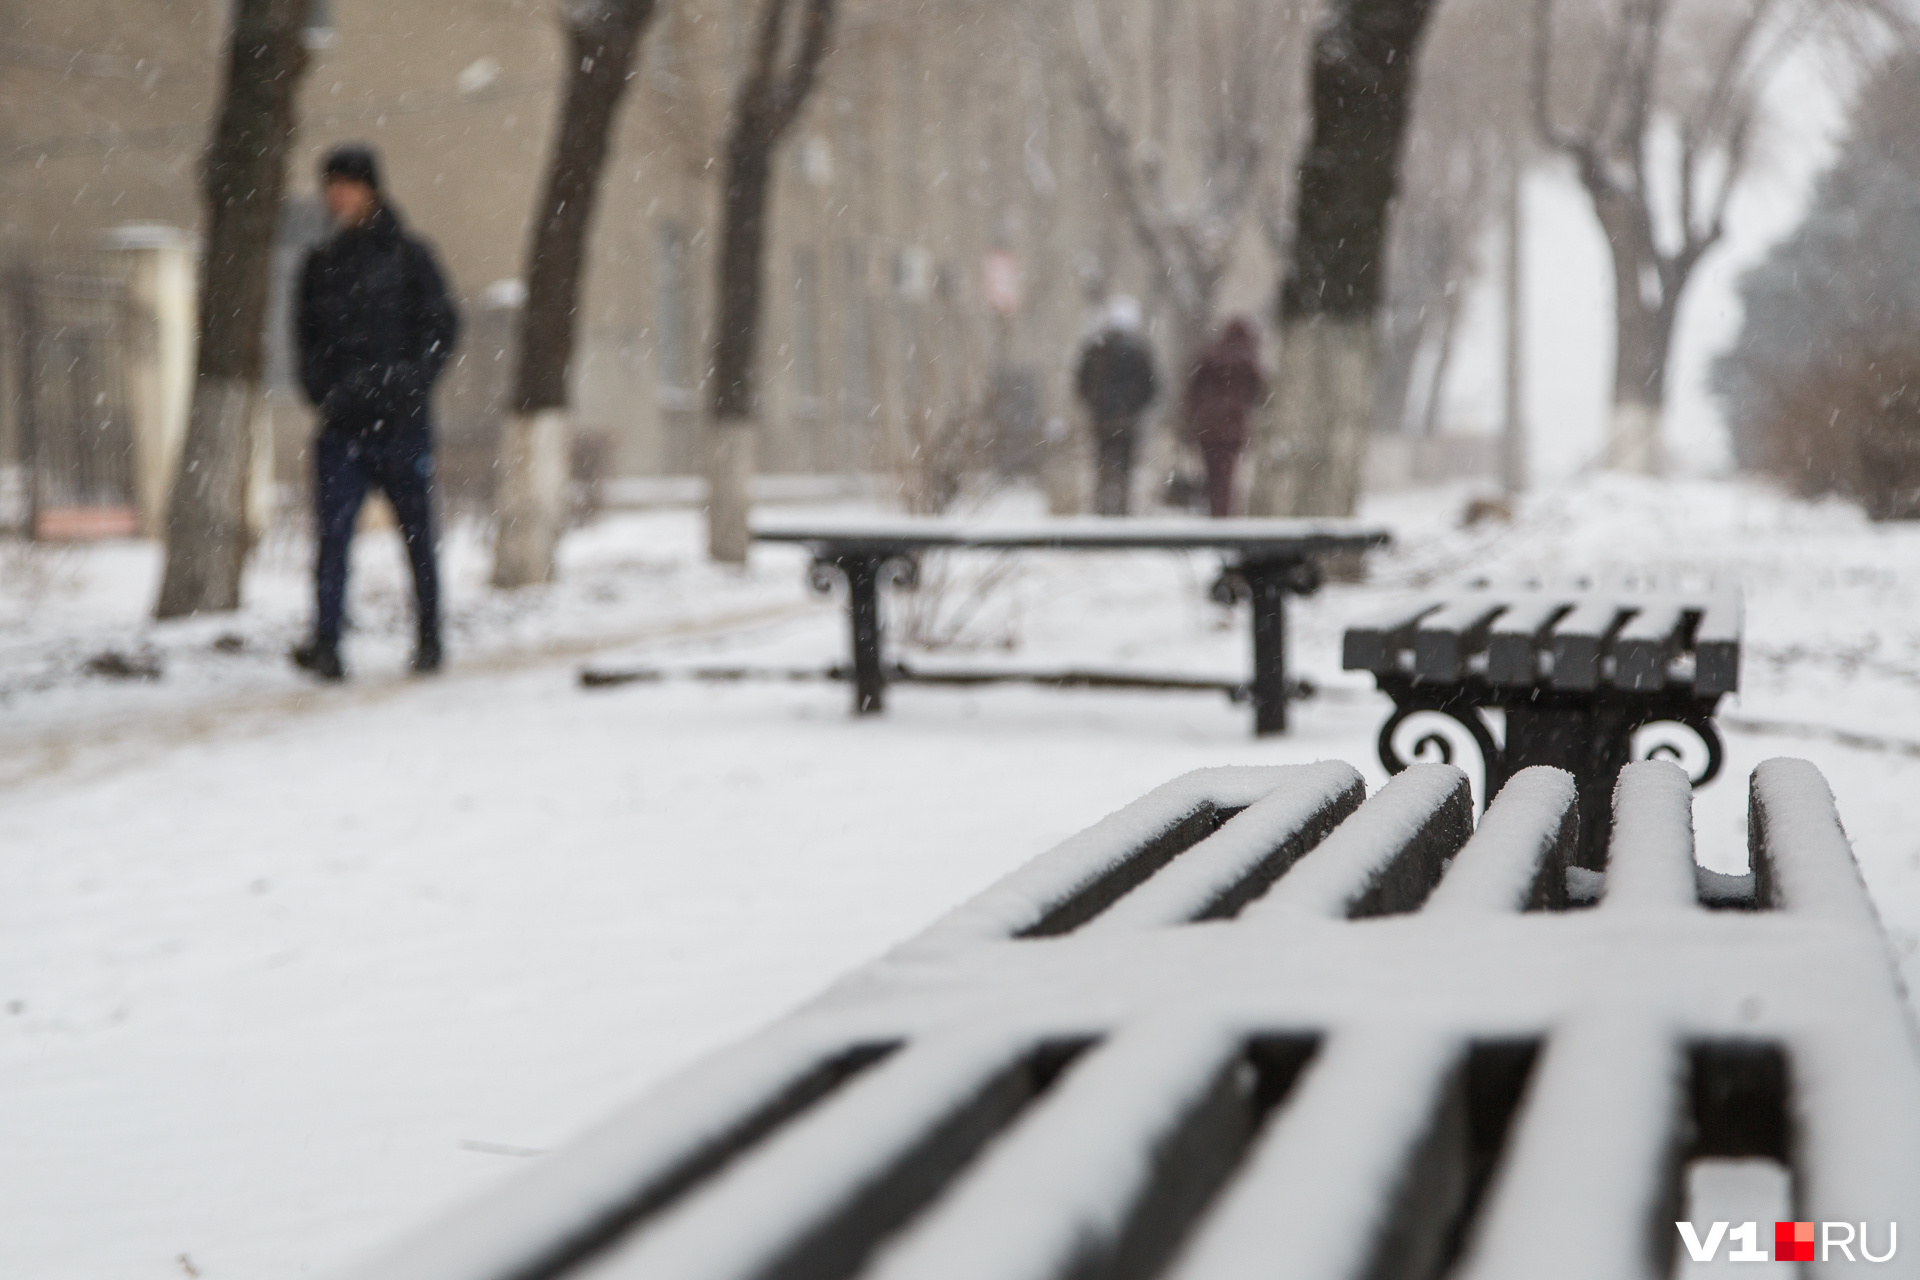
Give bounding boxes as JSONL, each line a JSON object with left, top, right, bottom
{"left": 1183, "top": 317, "right": 1267, "bottom": 517}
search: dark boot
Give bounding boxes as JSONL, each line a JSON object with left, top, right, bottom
{"left": 291, "top": 637, "right": 345, "bottom": 682}
{"left": 411, "top": 633, "right": 443, "bottom": 675}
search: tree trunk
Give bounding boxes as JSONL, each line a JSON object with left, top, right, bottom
{"left": 707, "top": 141, "right": 773, "bottom": 564}
{"left": 493, "top": 409, "right": 571, "bottom": 584}
{"left": 1248, "top": 0, "right": 1437, "bottom": 518}
{"left": 1251, "top": 319, "right": 1377, "bottom": 517}
{"left": 705, "top": 0, "right": 837, "bottom": 563}
{"left": 154, "top": 0, "right": 312, "bottom": 619}
{"left": 1607, "top": 251, "right": 1677, "bottom": 476}
{"left": 1502, "top": 152, "right": 1527, "bottom": 494}
{"left": 493, "top": 0, "right": 657, "bottom": 588}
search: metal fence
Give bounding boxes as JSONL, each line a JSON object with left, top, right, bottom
{"left": 3, "top": 251, "right": 142, "bottom": 538}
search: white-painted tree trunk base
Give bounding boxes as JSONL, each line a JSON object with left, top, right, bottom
{"left": 1248, "top": 319, "right": 1376, "bottom": 518}
{"left": 1607, "top": 402, "right": 1663, "bottom": 475}
{"left": 246, "top": 399, "right": 275, "bottom": 542}
{"left": 1039, "top": 425, "right": 1091, "bottom": 516}
{"left": 155, "top": 376, "right": 255, "bottom": 617}
{"left": 492, "top": 409, "right": 570, "bottom": 588}
{"left": 707, "top": 418, "right": 756, "bottom": 564}
{"left": 1133, "top": 421, "right": 1180, "bottom": 514}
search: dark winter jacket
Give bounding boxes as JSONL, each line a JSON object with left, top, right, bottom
{"left": 1075, "top": 330, "right": 1158, "bottom": 432}
{"left": 296, "top": 204, "right": 459, "bottom": 436}
{"left": 1184, "top": 319, "right": 1266, "bottom": 456}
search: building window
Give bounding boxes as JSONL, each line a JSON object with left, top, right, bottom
{"left": 655, "top": 221, "right": 694, "bottom": 407}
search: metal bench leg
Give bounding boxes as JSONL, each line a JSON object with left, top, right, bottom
{"left": 1504, "top": 703, "right": 1635, "bottom": 870}
{"left": 1243, "top": 560, "right": 1291, "bottom": 736}
{"left": 842, "top": 555, "right": 886, "bottom": 715}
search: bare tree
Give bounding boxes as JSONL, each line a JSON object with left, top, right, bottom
{"left": 1067, "top": 0, "right": 1308, "bottom": 367}
{"left": 1715, "top": 54, "right": 1920, "bottom": 512}
{"left": 493, "top": 0, "right": 659, "bottom": 588}
{"left": 153, "top": 0, "right": 313, "bottom": 618}
{"left": 706, "top": 0, "right": 838, "bottom": 564}
{"left": 1248, "top": 0, "right": 1440, "bottom": 518}
{"left": 1532, "top": 0, "right": 1897, "bottom": 474}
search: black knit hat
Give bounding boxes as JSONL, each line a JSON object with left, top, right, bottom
{"left": 321, "top": 143, "right": 381, "bottom": 191}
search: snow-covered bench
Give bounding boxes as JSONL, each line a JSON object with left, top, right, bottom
{"left": 752, "top": 516, "right": 1392, "bottom": 734}
{"left": 336, "top": 756, "right": 1918, "bottom": 1280}
{"left": 1344, "top": 584, "right": 1742, "bottom": 866}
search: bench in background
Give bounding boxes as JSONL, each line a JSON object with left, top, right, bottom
{"left": 753, "top": 517, "right": 1392, "bottom": 735}
{"left": 1344, "top": 584, "right": 1741, "bottom": 867}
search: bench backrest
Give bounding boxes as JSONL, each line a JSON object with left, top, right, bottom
{"left": 337, "top": 759, "right": 1916, "bottom": 1280}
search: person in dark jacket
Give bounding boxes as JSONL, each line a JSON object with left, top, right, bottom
{"left": 1183, "top": 317, "right": 1267, "bottom": 518}
{"left": 1074, "top": 296, "right": 1157, "bottom": 516}
{"left": 290, "top": 144, "right": 459, "bottom": 681}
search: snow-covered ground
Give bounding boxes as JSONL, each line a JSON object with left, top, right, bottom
{"left": 4, "top": 475, "right": 1919, "bottom": 1280}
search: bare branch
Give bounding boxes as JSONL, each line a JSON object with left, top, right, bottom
{"left": 767, "top": 0, "right": 836, "bottom": 131}
{"left": 1531, "top": 0, "right": 1587, "bottom": 156}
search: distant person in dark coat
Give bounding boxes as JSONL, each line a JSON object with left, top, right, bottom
{"left": 1183, "top": 317, "right": 1267, "bottom": 518}
{"left": 290, "top": 143, "right": 459, "bottom": 682}
{"left": 1075, "top": 296, "right": 1158, "bottom": 516}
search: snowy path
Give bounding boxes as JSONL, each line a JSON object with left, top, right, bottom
{"left": 4, "top": 478, "right": 1920, "bottom": 1279}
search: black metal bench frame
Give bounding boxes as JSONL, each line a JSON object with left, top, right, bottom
{"left": 1346, "top": 587, "right": 1740, "bottom": 866}
{"left": 1373, "top": 676, "right": 1726, "bottom": 867}
{"left": 756, "top": 519, "right": 1392, "bottom": 736}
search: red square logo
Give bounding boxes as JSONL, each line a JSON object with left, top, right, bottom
{"left": 1776, "top": 1221, "right": 1816, "bottom": 1262}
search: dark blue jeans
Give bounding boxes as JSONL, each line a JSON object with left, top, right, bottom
{"left": 314, "top": 427, "right": 440, "bottom": 645}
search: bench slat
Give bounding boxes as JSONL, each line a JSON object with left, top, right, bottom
{"left": 1610, "top": 602, "right": 1689, "bottom": 692}
{"left": 1412, "top": 597, "right": 1510, "bottom": 682}
{"left": 1084, "top": 762, "right": 1364, "bottom": 929}
{"left": 1341, "top": 599, "right": 1445, "bottom": 674}
{"left": 1163, "top": 1031, "right": 1466, "bottom": 1280}
{"left": 862, "top": 1021, "right": 1248, "bottom": 1280}
{"left": 1424, "top": 768, "right": 1577, "bottom": 913}
{"left": 1692, "top": 593, "right": 1742, "bottom": 696}
{"left": 572, "top": 1032, "right": 1044, "bottom": 1280}
{"left": 1547, "top": 599, "right": 1631, "bottom": 691}
{"left": 1599, "top": 762, "right": 1700, "bottom": 912}
{"left": 1455, "top": 1017, "right": 1685, "bottom": 1280}
{"left": 1484, "top": 596, "right": 1571, "bottom": 686}
{"left": 1241, "top": 766, "right": 1472, "bottom": 920}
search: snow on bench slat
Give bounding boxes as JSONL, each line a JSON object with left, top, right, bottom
{"left": 1456, "top": 1014, "right": 1684, "bottom": 1280}
{"left": 1789, "top": 1028, "right": 1920, "bottom": 1231}
{"left": 1485, "top": 595, "right": 1573, "bottom": 686}
{"left": 334, "top": 1026, "right": 880, "bottom": 1280}
{"left": 1340, "top": 598, "right": 1444, "bottom": 673}
{"left": 910, "top": 766, "right": 1294, "bottom": 946}
{"left": 1412, "top": 597, "right": 1510, "bottom": 682}
{"left": 1082, "top": 762, "right": 1364, "bottom": 930}
{"left": 1692, "top": 590, "right": 1742, "bottom": 696}
{"left": 862, "top": 1017, "right": 1246, "bottom": 1280}
{"left": 1424, "top": 767, "right": 1577, "bottom": 914}
{"left": 751, "top": 514, "right": 1391, "bottom": 553}
{"left": 1547, "top": 598, "right": 1630, "bottom": 691}
{"left": 572, "top": 1029, "right": 1044, "bottom": 1280}
{"left": 1611, "top": 600, "right": 1688, "bottom": 691}
{"left": 1163, "top": 1028, "right": 1464, "bottom": 1280}
{"left": 1750, "top": 756, "right": 1880, "bottom": 924}
{"left": 1598, "top": 761, "right": 1699, "bottom": 913}
{"left": 1241, "top": 765, "right": 1471, "bottom": 920}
